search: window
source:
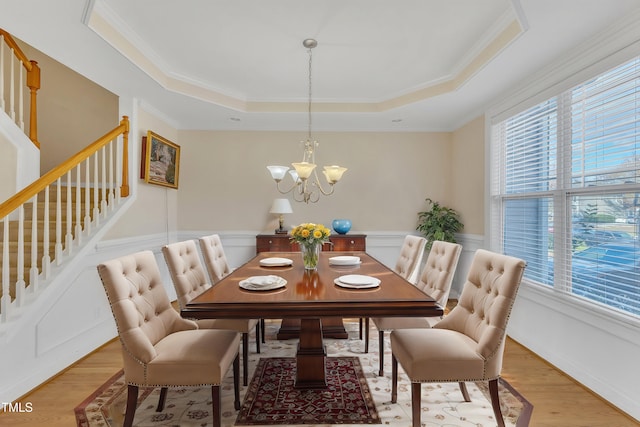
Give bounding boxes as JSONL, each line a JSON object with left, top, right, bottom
{"left": 491, "top": 57, "right": 640, "bottom": 316}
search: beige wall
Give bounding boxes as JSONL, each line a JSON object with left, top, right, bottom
{"left": 451, "top": 115, "right": 485, "bottom": 235}
{"left": 105, "top": 108, "right": 180, "bottom": 239}
{"left": 176, "top": 130, "right": 454, "bottom": 233}
{"left": 0, "top": 137, "right": 16, "bottom": 201}
{"left": 19, "top": 40, "right": 119, "bottom": 174}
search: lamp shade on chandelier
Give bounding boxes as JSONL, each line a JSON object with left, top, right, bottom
{"left": 267, "top": 39, "right": 347, "bottom": 203}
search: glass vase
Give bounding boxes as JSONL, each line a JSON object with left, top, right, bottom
{"left": 300, "top": 242, "right": 321, "bottom": 270}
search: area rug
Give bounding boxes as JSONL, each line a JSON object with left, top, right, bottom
{"left": 236, "top": 357, "right": 379, "bottom": 425}
{"left": 75, "top": 321, "right": 532, "bottom": 427}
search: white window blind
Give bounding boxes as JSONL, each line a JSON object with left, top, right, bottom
{"left": 491, "top": 56, "right": 640, "bottom": 316}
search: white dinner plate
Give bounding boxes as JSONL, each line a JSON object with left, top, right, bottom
{"left": 259, "top": 257, "right": 293, "bottom": 267}
{"left": 337, "top": 274, "right": 378, "bottom": 285}
{"left": 329, "top": 256, "right": 361, "bottom": 266}
{"left": 334, "top": 278, "right": 380, "bottom": 289}
{"left": 239, "top": 275, "right": 287, "bottom": 291}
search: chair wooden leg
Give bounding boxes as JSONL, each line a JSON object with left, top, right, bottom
{"left": 242, "top": 332, "right": 249, "bottom": 386}
{"left": 391, "top": 354, "right": 398, "bottom": 403}
{"left": 364, "top": 317, "right": 370, "bottom": 353}
{"left": 489, "top": 378, "right": 506, "bottom": 427}
{"left": 233, "top": 354, "right": 241, "bottom": 410}
{"left": 378, "top": 330, "right": 385, "bottom": 376}
{"left": 212, "top": 385, "right": 221, "bottom": 427}
{"left": 156, "top": 386, "right": 168, "bottom": 411}
{"left": 359, "top": 318, "right": 363, "bottom": 339}
{"left": 123, "top": 384, "right": 139, "bottom": 427}
{"left": 411, "top": 382, "right": 421, "bottom": 427}
{"left": 261, "top": 319, "right": 266, "bottom": 343}
{"left": 255, "top": 323, "right": 261, "bottom": 354}
{"left": 459, "top": 381, "right": 471, "bottom": 402}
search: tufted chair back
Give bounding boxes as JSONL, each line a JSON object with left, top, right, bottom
{"left": 199, "top": 234, "right": 233, "bottom": 283}
{"left": 394, "top": 235, "right": 427, "bottom": 284}
{"left": 434, "top": 249, "right": 526, "bottom": 378}
{"left": 97, "top": 250, "right": 198, "bottom": 384}
{"left": 415, "top": 240, "right": 462, "bottom": 308}
{"left": 162, "top": 240, "right": 211, "bottom": 309}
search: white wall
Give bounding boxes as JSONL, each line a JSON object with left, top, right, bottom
{"left": 487, "top": 12, "right": 640, "bottom": 420}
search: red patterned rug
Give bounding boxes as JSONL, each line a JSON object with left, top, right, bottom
{"left": 236, "top": 357, "right": 379, "bottom": 425}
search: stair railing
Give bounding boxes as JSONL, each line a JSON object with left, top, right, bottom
{"left": 0, "top": 116, "right": 129, "bottom": 322}
{"left": 0, "top": 28, "right": 41, "bottom": 148}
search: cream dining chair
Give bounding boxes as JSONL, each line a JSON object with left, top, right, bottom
{"left": 362, "top": 234, "right": 427, "bottom": 346}
{"left": 390, "top": 249, "right": 526, "bottom": 427}
{"left": 97, "top": 250, "right": 241, "bottom": 427}
{"left": 369, "top": 240, "right": 462, "bottom": 376}
{"left": 162, "top": 239, "right": 260, "bottom": 386}
{"left": 199, "top": 233, "right": 267, "bottom": 344}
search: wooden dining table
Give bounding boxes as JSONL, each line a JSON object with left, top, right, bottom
{"left": 181, "top": 251, "right": 443, "bottom": 389}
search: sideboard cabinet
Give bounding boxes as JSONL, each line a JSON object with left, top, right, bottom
{"left": 256, "top": 234, "right": 366, "bottom": 254}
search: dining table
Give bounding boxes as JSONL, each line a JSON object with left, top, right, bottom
{"left": 181, "top": 250, "right": 443, "bottom": 389}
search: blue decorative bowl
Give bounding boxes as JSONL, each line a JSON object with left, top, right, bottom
{"left": 332, "top": 219, "right": 352, "bottom": 235}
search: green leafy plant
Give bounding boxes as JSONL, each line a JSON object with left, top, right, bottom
{"left": 416, "top": 198, "right": 463, "bottom": 249}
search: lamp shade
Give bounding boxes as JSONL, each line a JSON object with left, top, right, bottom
{"left": 270, "top": 198, "right": 293, "bottom": 214}
{"left": 267, "top": 165, "right": 290, "bottom": 181}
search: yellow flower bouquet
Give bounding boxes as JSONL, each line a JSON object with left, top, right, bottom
{"left": 290, "top": 223, "right": 330, "bottom": 269}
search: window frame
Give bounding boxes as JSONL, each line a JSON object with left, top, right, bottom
{"left": 489, "top": 54, "right": 640, "bottom": 319}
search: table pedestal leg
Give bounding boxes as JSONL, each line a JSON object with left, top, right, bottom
{"left": 295, "top": 318, "right": 327, "bottom": 389}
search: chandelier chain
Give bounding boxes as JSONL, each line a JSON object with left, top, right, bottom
{"left": 307, "top": 45, "right": 313, "bottom": 141}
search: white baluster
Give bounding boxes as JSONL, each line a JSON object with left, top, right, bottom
{"left": 0, "top": 36, "right": 5, "bottom": 112}
{"left": 42, "top": 187, "right": 51, "bottom": 279}
{"left": 1, "top": 218, "right": 10, "bottom": 321}
{"left": 15, "top": 206, "right": 25, "bottom": 307}
{"left": 93, "top": 153, "right": 100, "bottom": 226}
{"left": 84, "top": 158, "right": 91, "bottom": 235}
{"left": 108, "top": 140, "right": 115, "bottom": 209}
{"left": 18, "top": 63, "right": 24, "bottom": 131}
{"left": 100, "top": 146, "right": 107, "bottom": 218}
{"left": 9, "top": 47, "right": 15, "bottom": 121}
{"left": 75, "top": 167, "right": 82, "bottom": 245}
{"left": 30, "top": 195, "right": 39, "bottom": 292}
{"left": 55, "top": 178, "right": 63, "bottom": 264}
{"left": 65, "top": 171, "right": 73, "bottom": 255}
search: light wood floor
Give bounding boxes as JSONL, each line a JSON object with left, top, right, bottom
{"left": 1, "top": 324, "right": 638, "bottom": 427}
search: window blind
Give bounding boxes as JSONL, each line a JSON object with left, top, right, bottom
{"left": 491, "top": 56, "right": 640, "bottom": 317}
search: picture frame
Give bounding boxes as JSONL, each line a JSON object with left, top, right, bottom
{"left": 142, "top": 131, "right": 180, "bottom": 189}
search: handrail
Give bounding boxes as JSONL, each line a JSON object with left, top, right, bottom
{"left": 0, "top": 116, "right": 129, "bottom": 219}
{"left": 0, "top": 28, "right": 41, "bottom": 148}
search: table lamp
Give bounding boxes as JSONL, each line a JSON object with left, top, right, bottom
{"left": 270, "top": 198, "right": 293, "bottom": 234}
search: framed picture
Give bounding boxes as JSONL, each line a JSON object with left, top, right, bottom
{"left": 143, "top": 131, "right": 180, "bottom": 189}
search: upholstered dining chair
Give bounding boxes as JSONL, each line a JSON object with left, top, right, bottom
{"left": 368, "top": 240, "right": 462, "bottom": 376}
{"left": 361, "top": 234, "right": 427, "bottom": 343}
{"left": 390, "top": 249, "right": 526, "bottom": 427}
{"left": 198, "top": 234, "right": 233, "bottom": 283}
{"left": 97, "top": 250, "right": 241, "bottom": 427}
{"left": 162, "top": 239, "right": 260, "bottom": 386}
{"left": 199, "top": 233, "right": 268, "bottom": 344}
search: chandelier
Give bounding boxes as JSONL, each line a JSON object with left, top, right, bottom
{"left": 267, "top": 38, "right": 347, "bottom": 203}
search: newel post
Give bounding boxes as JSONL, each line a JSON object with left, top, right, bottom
{"left": 27, "top": 60, "right": 40, "bottom": 148}
{"left": 120, "top": 115, "right": 130, "bottom": 197}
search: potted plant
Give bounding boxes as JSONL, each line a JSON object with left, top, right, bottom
{"left": 416, "top": 198, "right": 463, "bottom": 249}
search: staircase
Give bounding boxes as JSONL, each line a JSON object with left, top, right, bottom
{"left": 0, "top": 186, "right": 97, "bottom": 299}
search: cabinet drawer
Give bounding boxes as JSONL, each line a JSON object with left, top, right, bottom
{"left": 329, "top": 235, "right": 366, "bottom": 251}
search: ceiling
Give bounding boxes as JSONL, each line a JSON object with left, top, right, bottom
{"left": 2, "top": 0, "right": 640, "bottom": 132}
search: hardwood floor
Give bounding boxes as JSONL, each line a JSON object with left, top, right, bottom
{"left": 1, "top": 323, "right": 638, "bottom": 426}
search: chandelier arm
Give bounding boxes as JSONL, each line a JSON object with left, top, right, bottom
{"left": 275, "top": 180, "right": 300, "bottom": 195}
{"left": 310, "top": 168, "right": 335, "bottom": 196}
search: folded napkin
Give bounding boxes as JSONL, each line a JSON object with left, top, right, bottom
{"left": 247, "top": 275, "right": 281, "bottom": 285}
